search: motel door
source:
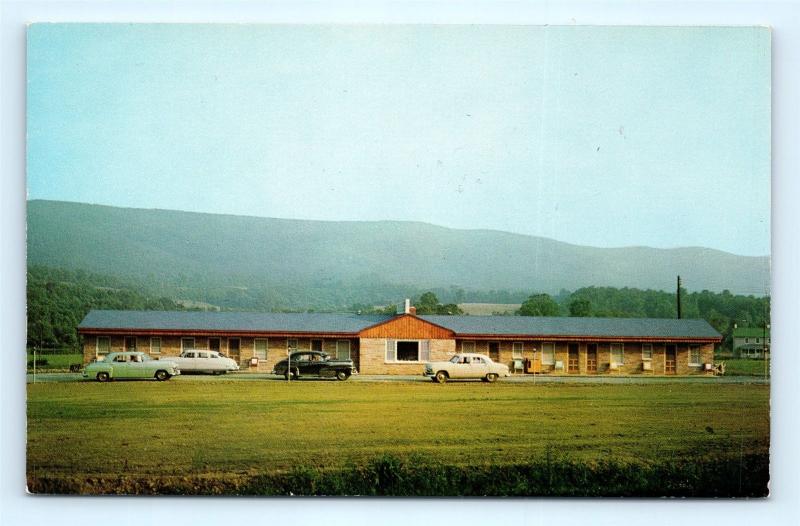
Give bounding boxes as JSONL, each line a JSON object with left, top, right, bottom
{"left": 586, "top": 344, "right": 598, "bottom": 373}
{"left": 665, "top": 345, "right": 677, "bottom": 375}
{"left": 488, "top": 342, "right": 500, "bottom": 362}
{"left": 228, "top": 338, "right": 241, "bottom": 363}
{"left": 568, "top": 344, "right": 579, "bottom": 373}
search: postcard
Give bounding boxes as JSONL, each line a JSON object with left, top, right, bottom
{"left": 25, "top": 24, "right": 770, "bottom": 496}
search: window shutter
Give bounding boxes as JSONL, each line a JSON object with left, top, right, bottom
{"left": 420, "top": 340, "right": 430, "bottom": 361}
{"left": 255, "top": 339, "right": 268, "bottom": 360}
{"left": 386, "top": 339, "right": 396, "bottom": 362}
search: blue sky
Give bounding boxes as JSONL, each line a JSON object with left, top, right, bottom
{"left": 26, "top": 24, "right": 770, "bottom": 256}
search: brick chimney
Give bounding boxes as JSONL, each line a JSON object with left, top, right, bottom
{"left": 409, "top": 306, "right": 417, "bottom": 315}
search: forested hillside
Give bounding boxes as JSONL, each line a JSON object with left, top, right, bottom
{"left": 26, "top": 266, "right": 186, "bottom": 349}
{"left": 28, "top": 200, "right": 770, "bottom": 299}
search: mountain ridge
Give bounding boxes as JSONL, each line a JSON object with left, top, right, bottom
{"left": 26, "top": 200, "right": 770, "bottom": 299}
{"left": 28, "top": 199, "right": 766, "bottom": 257}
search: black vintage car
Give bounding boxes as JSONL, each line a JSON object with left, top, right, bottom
{"left": 272, "top": 351, "right": 355, "bottom": 381}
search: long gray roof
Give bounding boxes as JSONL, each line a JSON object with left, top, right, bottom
{"left": 79, "top": 310, "right": 721, "bottom": 339}
{"left": 421, "top": 315, "right": 721, "bottom": 339}
{"left": 78, "top": 310, "right": 392, "bottom": 333}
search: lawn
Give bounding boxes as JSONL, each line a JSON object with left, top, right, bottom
{"left": 27, "top": 378, "right": 769, "bottom": 493}
{"left": 722, "top": 359, "right": 770, "bottom": 377}
{"left": 27, "top": 352, "right": 83, "bottom": 371}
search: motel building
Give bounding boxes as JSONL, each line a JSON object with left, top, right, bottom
{"left": 78, "top": 306, "right": 721, "bottom": 376}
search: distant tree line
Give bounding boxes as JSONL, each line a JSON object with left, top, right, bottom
{"left": 27, "top": 265, "right": 768, "bottom": 352}
{"left": 517, "top": 286, "right": 770, "bottom": 350}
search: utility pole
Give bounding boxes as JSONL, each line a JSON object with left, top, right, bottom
{"left": 676, "top": 275, "right": 682, "bottom": 319}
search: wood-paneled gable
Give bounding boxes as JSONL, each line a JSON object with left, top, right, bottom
{"left": 359, "top": 314, "right": 455, "bottom": 339}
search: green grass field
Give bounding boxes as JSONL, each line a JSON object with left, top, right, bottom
{"left": 26, "top": 353, "right": 83, "bottom": 371}
{"left": 722, "top": 359, "right": 770, "bottom": 377}
{"left": 27, "top": 379, "right": 769, "bottom": 493}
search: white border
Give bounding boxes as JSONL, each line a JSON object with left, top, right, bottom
{"left": 4, "top": 2, "right": 798, "bottom": 526}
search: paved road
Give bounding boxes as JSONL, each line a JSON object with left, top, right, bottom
{"left": 26, "top": 372, "right": 770, "bottom": 384}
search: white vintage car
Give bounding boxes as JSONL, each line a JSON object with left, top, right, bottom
{"left": 83, "top": 352, "right": 180, "bottom": 382}
{"left": 423, "top": 353, "right": 511, "bottom": 383}
{"left": 165, "top": 350, "right": 239, "bottom": 374}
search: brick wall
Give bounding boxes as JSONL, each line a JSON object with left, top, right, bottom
{"left": 454, "top": 339, "right": 715, "bottom": 376}
{"left": 81, "top": 333, "right": 715, "bottom": 376}
{"left": 360, "top": 338, "right": 455, "bottom": 375}
{"left": 80, "top": 334, "right": 359, "bottom": 373}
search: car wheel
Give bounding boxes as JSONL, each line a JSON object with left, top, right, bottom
{"left": 486, "top": 373, "right": 499, "bottom": 383}
{"left": 435, "top": 371, "right": 448, "bottom": 384}
{"left": 154, "top": 370, "right": 170, "bottom": 381}
{"left": 335, "top": 370, "right": 350, "bottom": 381}
{"left": 96, "top": 372, "right": 110, "bottom": 382}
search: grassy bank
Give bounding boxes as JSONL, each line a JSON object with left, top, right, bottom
{"left": 27, "top": 380, "right": 770, "bottom": 495}
{"left": 722, "top": 359, "right": 770, "bottom": 377}
{"left": 29, "top": 452, "right": 769, "bottom": 496}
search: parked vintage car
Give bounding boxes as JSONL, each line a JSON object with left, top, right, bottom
{"left": 423, "top": 352, "right": 511, "bottom": 383}
{"left": 272, "top": 351, "right": 355, "bottom": 381}
{"left": 82, "top": 351, "right": 180, "bottom": 382}
{"left": 164, "top": 349, "right": 239, "bottom": 374}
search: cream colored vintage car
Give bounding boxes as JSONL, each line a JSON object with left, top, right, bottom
{"left": 423, "top": 353, "right": 511, "bottom": 383}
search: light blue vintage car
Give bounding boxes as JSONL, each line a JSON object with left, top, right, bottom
{"left": 83, "top": 351, "right": 180, "bottom": 382}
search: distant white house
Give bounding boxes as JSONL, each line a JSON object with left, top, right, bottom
{"left": 732, "top": 326, "right": 770, "bottom": 359}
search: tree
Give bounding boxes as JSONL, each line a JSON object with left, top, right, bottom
{"left": 415, "top": 292, "right": 463, "bottom": 315}
{"left": 518, "top": 294, "right": 560, "bottom": 317}
{"left": 417, "top": 292, "right": 440, "bottom": 312}
{"left": 568, "top": 298, "right": 591, "bottom": 317}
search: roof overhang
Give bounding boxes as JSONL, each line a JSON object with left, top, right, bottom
{"left": 451, "top": 334, "right": 722, "bottom": 343}
{"left": 77, "top": 327, "right": 360, "bottom": 339}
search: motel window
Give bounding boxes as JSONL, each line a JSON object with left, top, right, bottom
{"left": 150, "top": 337, "right": 162, "bottom": 355}
{"left": 689, "top": 345, "right": 701, "bottom": 366}
{"left": 462, "top": 341, "right": 476, "bottom": 353}
{"left": 610, "top": 343, "right": 624, "bottom": 366}
{"left": 541, "top": 343, "right": 556, "bottom": 365}
{"left": 336, "top": 340, "right": 351, "bottom": 361}
{"left": 512, "top": 342, "right": 524, "bottom": 359}
{"left": 96, "top": 337, "right": 110, "bottom": 356}
{"left": 181, "top": 337, "right": 195, "bottom": 352}
{"left": 385, "top": 340, "right": 430, "bottom": 362}
{"left": 755, "top": 338, "right": 760, "bottom": 344}
{"left": 745, "top": 338, "right": 750, "bottom": 344}
{"left": 254, "top": 339, "right": 268, "bottom": 360}
{"left": 125, "top": 336, "right": 137, "bottom": 352}
{"left": 641, "top": 343, "right": 653, "bottom": 361}
{"left": 287, "top": 339, "right": 298, "bottom": 353}
{"left": 397, "top": 341, "right": 419, "bottom": 361}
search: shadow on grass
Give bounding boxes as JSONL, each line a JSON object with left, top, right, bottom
{"left": 29, "top": 451, "right": 769, "bottom": 497}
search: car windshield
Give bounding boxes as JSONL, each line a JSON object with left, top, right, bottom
{"left": 449, "top": 355, "right": 461, "bottom": 363}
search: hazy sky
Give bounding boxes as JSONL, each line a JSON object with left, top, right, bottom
{"left": 27, "top": 24, "right": 770, "bottom": 256}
